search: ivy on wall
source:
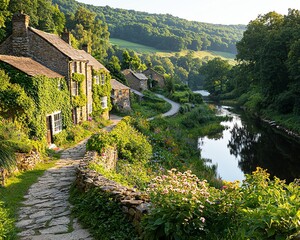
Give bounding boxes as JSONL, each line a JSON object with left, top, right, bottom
{"left": 71, "top": 73, "right": 87, "bottom": 108}
{"left": 92, "top": 69, "right": 112, "bottom": 115}
{"left": 0, "top": 62, "right": 72, "bottom": 140}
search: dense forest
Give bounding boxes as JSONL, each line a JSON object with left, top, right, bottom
{"left": 200, "top": 9, "right": 300, "bottom": 132}
{"left": 53, "top": 0, "right": 245, "bottom": 53}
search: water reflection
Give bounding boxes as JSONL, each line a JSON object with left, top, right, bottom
{"left": 199, "top": 105, "right": 300, "bottom": 183}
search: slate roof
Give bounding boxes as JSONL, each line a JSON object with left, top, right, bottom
{"left": 29, "top": 27, "right": 86, "bottom": 61}
{"left": 110, "top": 79, "right": 130, "bottom": 90}
{"left": 132, "top": 72, "right": 148, "bottom": 80}
{"left": 0, "top": 55, "right": 63, "bottom": 78}
{"left": 77, "top": 50, "right": 109, "bottom": 71}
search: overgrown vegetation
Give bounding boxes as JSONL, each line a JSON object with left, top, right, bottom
{"left": 142, "top": 167, "right": 300, "bottom": 240}
{"left": 69, "top": 187, "right": 139, "bottom": 240}
{"left": 130, "top": 90, "right": 172, "bottom": 118}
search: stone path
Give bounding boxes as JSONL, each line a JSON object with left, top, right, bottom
{"left": 16, "top": 139, "right": 93, "bottom": 240}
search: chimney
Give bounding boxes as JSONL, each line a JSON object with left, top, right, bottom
{"left": 12, "top": 11, "right": 30, "bottom": 56}
{"left": 62, "top": 29, "right": 71, "bottom": 45}
{"left": 82, "top": 43, "right": 91, "bottom": 54}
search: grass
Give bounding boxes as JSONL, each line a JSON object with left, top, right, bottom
{"left": 130, "top": 91, "right": 172, "bottom": 118}
{"left": 0, "top": 159, "right": 57, "bottom": 239}
{"left": 110, "top": 38, "right": 236, "bottom": 63}
{"left": 110, "top": 38, "right": 162, "bottom": 54}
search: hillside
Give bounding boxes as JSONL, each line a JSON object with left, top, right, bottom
{"left": 110, "top": 38, "right": 236, "bottom": 64}
{"left": 53, "top": 0, "right": 245, "bottom": 53}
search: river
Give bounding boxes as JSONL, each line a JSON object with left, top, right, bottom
{"left": 198, "top": 105, "right": 300, "bottom": 183}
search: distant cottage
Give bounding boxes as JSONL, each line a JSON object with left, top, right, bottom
{"left": 122, "top": 69, "right": 148, "bottom": 92}
{"left": 0, "top": 12, "right": 111, "bottom": 144}
{"left": 110, "top": 79, "right": 131, "bottom": 111}
{"left": 143, "top": 68, "right": 165, "bottom": 89}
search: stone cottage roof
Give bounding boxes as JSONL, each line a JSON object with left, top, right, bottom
{"left": 110, "top": 79, "right": 130, "bottom": 90}
{"left": 132, "top": 72, "right": 148, "bottom": 80}
{"left": 29, "top": 27, "right": 86, "bottom": 61}
{"left": 0, "top": 55, "right": 63, "bottom": 78}
{"left": 77, "top": 50, "right": 109, "bottom": 72}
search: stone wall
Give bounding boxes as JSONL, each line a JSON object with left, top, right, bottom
{"left": 75, "top": 151, "right": 150, "bottom": 229}
{"left": 0, "top": 151, "right": 42, "bottom": 186}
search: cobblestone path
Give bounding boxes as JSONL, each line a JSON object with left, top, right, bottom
{"left": 15, "top": 139, "right": 93, "bottom": 240}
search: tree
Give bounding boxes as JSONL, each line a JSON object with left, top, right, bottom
{"left": 200, "top": 58, "right": 232, "bottom": 94}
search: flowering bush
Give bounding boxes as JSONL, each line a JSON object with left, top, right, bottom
{"left": 203, "top": 168, "right": 300, "bottom": 240}
{"left": 142, "top": 169, "right": 210, "bottom": 240}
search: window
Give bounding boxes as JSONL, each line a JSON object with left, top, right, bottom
{"left": 101, "top": 96, "right": 108, "bottom": 109}
{"left": 79, "top": 62, "right": 82, "bottom": 73}
{"left": 88, "top": 79, "right": 92, "bottom": 91}
{"left": 71, "top": 62, "right": 76, "bottom": 73}
{"left": 101, "top": 73, "right": 105, "bottom": 85}
{"left": 118, "top": 90, "right": 122, "bottom": 96}
{"left": 88, "top": 103, "right": 92, "bottom": 114}
{"left": 71, "top": 81, "right": 77, "bottom": 96}
{"left": 94, "top": 75, "right": 100, "bottom": 85}
{"left": 53, "top": 112, "right": 62, "bottom": 134}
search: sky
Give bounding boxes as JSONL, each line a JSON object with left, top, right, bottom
{"left": 76, "top": 0, "right": 300, "bottom": 25}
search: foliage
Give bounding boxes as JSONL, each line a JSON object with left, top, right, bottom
{"left": 233, "top": 9, "right": 300, "bottom": 117}
{"left": 53, "top": 122, "right": 91, "bottom": 148}
{"left": 69, "top": 187, "right": 139, "bottom": 240}
{"left": 200, "top": 57, "right": 232, "bottom": 95}
{"left": 0, "top": 201, "right": 13, "bottom": 240}
{"left": 0, "top": 63, "right": 72, "bottom": 140}
{"left": 0, "top": 70, "right": 34, "bottom": 124}
{"left": 92, "top": 69, "right": 112, "bottom": 115}
{"left": 142, "top": 169, "right": 210, "bottom": 240}
{"left": 8, "top": 0, "right": 65, "bottom": 34}
{"left": 203, "top": 168, "right": 300, "bottom": 240}
{"left": 65, "top": 2, "right": 245, "bottom": 53}
{"left": 130, "top": 91, "right": 172, "bottom": 118}
{"left": 0, "top": 120, "right": 37, "bottom": 170}
{"left": 71, "top": 73, "right": 86, "bottom": 108}
{"left": 88, "top": 118, "right": 152, "bottom": 164}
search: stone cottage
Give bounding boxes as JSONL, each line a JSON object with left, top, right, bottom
{"left": 122, "top": 69, "right": 148, "bottom": 92}
{"left": 110, "top": 79, "right": 131, "bottom": 111}
{"left": 143, "top": 68, "right": 165, "bottom": 89}
{"left": 0, "top": 55, "right": 66, "bottom": 144}
{"left": 0, "top": 12, "right": 110, "bottom": 124}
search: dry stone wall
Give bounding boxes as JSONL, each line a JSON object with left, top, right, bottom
{"left": 75, "top": 151, "right": 150, "bottom": 228}
{"left": 0, "top": 151, "right": 42, "bottom": 186}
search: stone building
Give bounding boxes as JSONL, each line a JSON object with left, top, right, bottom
{"left": 110, "top": 79, "right": 131, "bottom": 111}
{"left": 143, "top": 68, "right": 165, "bottom": 89}
{"left": 0, "top": 12, "right": 110, "bottom": 125}
{"left": 122, "top": 69, "right": 148, "bottom": 92}
{"left": 0, "top": 55, "right": 65, "bottom": 144}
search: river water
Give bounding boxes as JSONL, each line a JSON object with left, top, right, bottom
{"left": 198, "top": 105, "right": 300, "bottom": 183}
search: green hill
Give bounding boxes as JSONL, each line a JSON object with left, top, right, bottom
{"left": 53, "top": 0, "right": 245, "bottom": 54}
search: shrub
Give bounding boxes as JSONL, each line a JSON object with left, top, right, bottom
{"left": 0, "top": 202, "right": 13, "bottom": 239}
{"left": 110, "top": 120, "right": 152, "bottom": 164}
{"left": 70, "top": 187, "right": 139, "bottom": 240}
{"left": 203, "top": 168, "right": 300, "bottom": 240}
{"left": 142, "top": 169, "right": 210, "bottom": 240}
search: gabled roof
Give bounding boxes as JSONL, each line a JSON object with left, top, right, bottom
{"left": 0, "top": 55, "right": 63, "bottom": 78}
{"left": 77, "top": 50, "right": 109, "bottom": 72}
{"left": 132, "top": 72, "right": 148, "bottom": 80}
{"left": 29, "top": 27, "right": 85, "bottom": 61}
{"left": 111, "top": 79, "right": 130, "bottom": 90}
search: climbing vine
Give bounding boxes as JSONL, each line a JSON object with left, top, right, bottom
{"left": 0, "top": 62, "right": 72, "bottom": 140}
{"left": 71, "top": 73, "right": 86, "bottom": 108}
{"left": 92, "top": 69, "right": 112, "bottom": 115}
